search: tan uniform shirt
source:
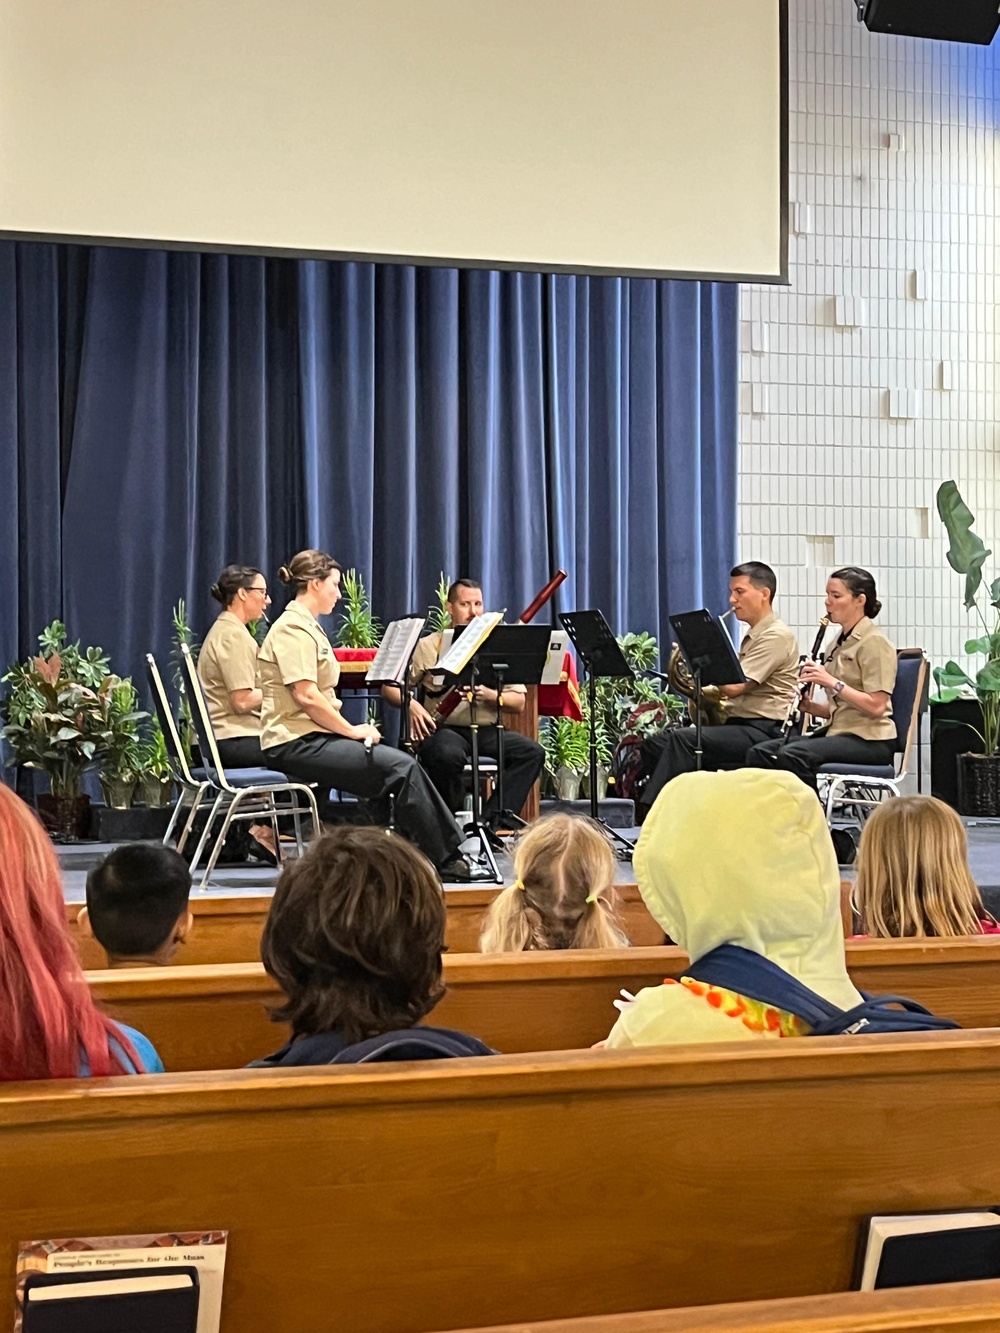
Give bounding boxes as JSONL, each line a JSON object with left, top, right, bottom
{"left": 826, "top": 616, "right": 896, "bottom": 741}
{"left": 409, "top": 632, "right": 526, "bottom": 728}
{"left": 197, "top": 611, "right": 261, "bottom": 741}
{"left": 728, "top": 612, "right": 800, "bottom": 721}
{"left": 258, "top": 600, "right": 342, "bottom": 750}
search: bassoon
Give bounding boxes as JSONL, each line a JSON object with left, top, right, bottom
{"left": 433, "top": 569, "right": 568, "bottom": 721}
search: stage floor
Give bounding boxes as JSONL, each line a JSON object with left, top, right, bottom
{"left": 55, "top": 831, "right": 644, "bottom": 902}
{"left": 56, "top": 820, "right": 1000, "bottom": 917}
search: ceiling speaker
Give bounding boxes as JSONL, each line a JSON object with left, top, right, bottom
{"left": 860, "top": 0, "right": 1000, "bottom": 44}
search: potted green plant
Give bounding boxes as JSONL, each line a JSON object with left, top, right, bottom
{"left": 427, "top": 572, "right": 451, "bottom": 635}
{"left": 171, "top": 598, "right": 199, "bottom": 764}
{"left": 542, "top": 716, "right": 591, "bottom": 801}
{"left": 933, "top": 480, "right": 1000, "bottom": 814}
{"left": 1, "top": 622, "right": 116, "bottom": 839}
{"left": 335, "top": 569, "right": 383, "bottom": 649}
{"left": 98, "top": 678, "right": 148, "bottom": 810}
{"left": 136, "top": 718, "right": 175, "bottom": 809}
{"left": 581, "top": 630, "right": 685, "bottom": 799}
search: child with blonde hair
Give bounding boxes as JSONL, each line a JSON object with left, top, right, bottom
{"left": 854, "top": 795, "right": 997, "bottom": 938}
{"left": 479, "top": 814, "right": 630, "bottom": 952}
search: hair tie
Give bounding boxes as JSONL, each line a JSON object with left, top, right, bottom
{"left": 513, "top": 879, "right": 525, "bottom": 892}
{"left": 585, "top": 893, "right": 598, "bottom": 905}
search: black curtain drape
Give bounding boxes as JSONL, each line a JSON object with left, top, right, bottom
{"left": 0, "top": 241, "right": 738, "bottom": 697}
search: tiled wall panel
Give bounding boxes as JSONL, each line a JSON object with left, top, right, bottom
{"left": 738, "top": 0, "right": 1000, "bottom": 692}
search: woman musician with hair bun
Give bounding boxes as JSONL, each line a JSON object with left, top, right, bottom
{"left": 258, "top": 550, "right": 486, "bottom": 882}
{"left": 747, "top": 566, "right": 897, "bottom": 790}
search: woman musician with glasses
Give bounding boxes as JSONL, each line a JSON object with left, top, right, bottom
{"left": 746, "top": 566, "right": 897, "bottom": 790}
{"left": 197, "top": 563, "right": 278, "bottom": 862}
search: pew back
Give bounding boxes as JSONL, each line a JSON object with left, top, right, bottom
{"left": 3, "top": 1033, "right": 1000, "bottom": 1333}
{"left": 68, "top": 883, "right": 667, "bottom": 969}
{"left": 88, "top": 937, "right": 1000, "bottom": 1073}
{"left": 440, "top": 1279, "right": 1000, "bottom": 1332}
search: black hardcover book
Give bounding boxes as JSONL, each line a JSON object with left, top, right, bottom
{"left": 855, "top": 1211, "right": 1000, "bottom": 1291}
{"left": 22, "top": 1264, "right": 200, "bottom": 1333}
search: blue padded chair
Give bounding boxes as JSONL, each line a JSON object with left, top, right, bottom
{"left": 179, "top": 643, "right": 320, "bottom": 889}
{"left": 817, "top": 648, "right": 928, "bottom": 824}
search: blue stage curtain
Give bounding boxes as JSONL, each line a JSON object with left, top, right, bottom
{"left": 0, "top": 240, "right": 737, "bottom": 694}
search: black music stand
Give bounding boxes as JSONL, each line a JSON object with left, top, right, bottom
{"left": 470, "top": 624, "right": 551, "bottom": 834}
{"left": 559, "top": 610, "right": 636, "bottom": 857}
{"left": 441, "top": 622, "right": 506, "bottom": 881}
{"left": 668, "top": 609, "right": 746, "bottom": 771}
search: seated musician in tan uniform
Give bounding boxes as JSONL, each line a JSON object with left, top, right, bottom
{"left": 258, "top": 550, "right": 487, "bottom": 882}
{"left": 747, "top": 565, "right": 897, "bottom": 789}
{"left": 383, "top": 579, "right": 545, "bottom": 822}
{"left": 639, "top": 563, "right": 799, "bottom": 815}
{"left": 197, "top": 564, "right": 278, "bottom": 862}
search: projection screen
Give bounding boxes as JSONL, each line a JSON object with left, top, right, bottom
{"left": 0, "top": 0, "right": 786, "bottom": 281}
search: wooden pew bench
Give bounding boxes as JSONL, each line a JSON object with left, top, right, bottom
{"left": 3, "top": 1033, "right": 1000, "bottom": 1333}
{"left": 68, "top": 883, "right": 668, "bottom": 969}
{"left": 440, "top": 1279, "right": 1000, "bottom": 1333}
{"left": 87, "top": 936, "right": 1000, "bottom": 1074}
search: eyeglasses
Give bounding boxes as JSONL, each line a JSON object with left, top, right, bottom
{"left": 247, "top": 586, "right": 269, "bottom": 596}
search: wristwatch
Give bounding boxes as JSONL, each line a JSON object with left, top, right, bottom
{"left": 832, "top": 679, "right": 846, "bottom": 696}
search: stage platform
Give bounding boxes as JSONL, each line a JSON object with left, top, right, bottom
{"left": 55, "top": 818, "right": 1000, "bottom": 918}
{"left": 55, "top": 831, "right": 644, "bottom": 902}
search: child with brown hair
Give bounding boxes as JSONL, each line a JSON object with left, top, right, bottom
{"left": 479, "top": 814, "right": 630, "bottom": 952}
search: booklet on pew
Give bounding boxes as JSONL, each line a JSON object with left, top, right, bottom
{"left": 855, "top": 1210, "right": 1000, "bottom": 1291}
{"left": 14, "top": 1231, "right": 227, "bottom": 1333}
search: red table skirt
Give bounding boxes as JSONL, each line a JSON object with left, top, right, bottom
{"left": 538, "top": 652, "right": 583, "bottom": 721}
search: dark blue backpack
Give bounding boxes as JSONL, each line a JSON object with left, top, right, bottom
{"left": 249, "top": 1026, "right": 496, "bottom": 1068}
{"left": 685, "top": 944, "right": 960, "bottom": 1036}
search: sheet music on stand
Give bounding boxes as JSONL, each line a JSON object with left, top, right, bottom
{"left": 365, "top": 617, "right": 427, "bottom": 685}
{"left": 436, "top": 612, "right": 503, "bottom": 677}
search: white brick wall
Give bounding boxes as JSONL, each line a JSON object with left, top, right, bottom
{"left": 738, "top": 0, "right": 1000, "bottom": 694}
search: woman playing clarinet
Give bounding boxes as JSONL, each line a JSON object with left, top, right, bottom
{"left": 746, "top": 567, "right": 897, "bottom": 789}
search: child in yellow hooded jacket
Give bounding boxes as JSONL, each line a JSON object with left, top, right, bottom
{"left": 604, "top": 768, "right": 862, "bottom": 1048}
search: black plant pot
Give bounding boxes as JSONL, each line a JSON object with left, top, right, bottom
{"left": 957, "top": 753, "right": 1000, "bottom": 817}
{"left": 37, "top": 793, "right": 92, "bottom": 842}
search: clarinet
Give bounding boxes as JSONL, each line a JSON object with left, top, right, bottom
{"left": 780, "top": 617, "right": 831, "bottom": 739}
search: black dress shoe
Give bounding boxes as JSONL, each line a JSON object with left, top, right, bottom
{"left": 437, "top": 854, "right": 494, "bottom": 884}
{"left": 247, "top": 833, "right": 278, "bottom": 868}
{"left": 830, "top": 826, "right": 858, "bottom": 867}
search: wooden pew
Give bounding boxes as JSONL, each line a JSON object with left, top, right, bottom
{"left": 67, "top": 893, "right": 274, "bottom": 971}
{"left": 67, "top": 882, "right": 665, "bottom": 969}
{"left": 439, "top": 1279, "right": 1000, "bottom": 1332}
{"left": 87, "top": 936, "right": 1000, "bottom": 1074}
{"left": 4, "top": 1033, "right": 1000, "bottom": 1333}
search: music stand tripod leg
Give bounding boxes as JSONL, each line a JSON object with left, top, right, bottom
{"left": 486, "top": 666, "right": 528, "bottom": 836}
{"left": 464, "top": 666, "right": 503, "bottom": 881}
{"left": 585, "top": 672, "right": 635, "bottom": 860}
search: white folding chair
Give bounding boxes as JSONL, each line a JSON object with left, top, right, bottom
{"left": 180, "top": 643, "right": 320, "bottom": 889}
{"left": 145, "top": 652, "right": 213, "bottom": 857}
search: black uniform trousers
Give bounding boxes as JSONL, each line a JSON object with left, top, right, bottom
{"left": 264, "top": 732, "right": 464, "bottom": 868}
{"left": 418, "top": 724, "right": 545, "bottom": 819}
{"left": 639, "top": 716, "right": 784, "bottom": 813}
{"left": 216, "top": 735, "right": 269, "bottom": 769}
{"left": 745, "top": 732, "right": 895, "bottom": 791}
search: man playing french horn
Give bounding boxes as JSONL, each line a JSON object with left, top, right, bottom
{"left": 638, "top": 563, "right": 799, "bottom": 816}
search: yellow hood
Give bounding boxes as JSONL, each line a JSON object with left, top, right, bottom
{"left": 634, "top": 769, "right": 861, "bottom": 1010}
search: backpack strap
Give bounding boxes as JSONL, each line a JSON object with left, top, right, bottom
{"left": 332, "top": 1028, "right": 493, "bottom": 1063}
{"left": 685, "top": 944, "right": 846, "bottom": 1029}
